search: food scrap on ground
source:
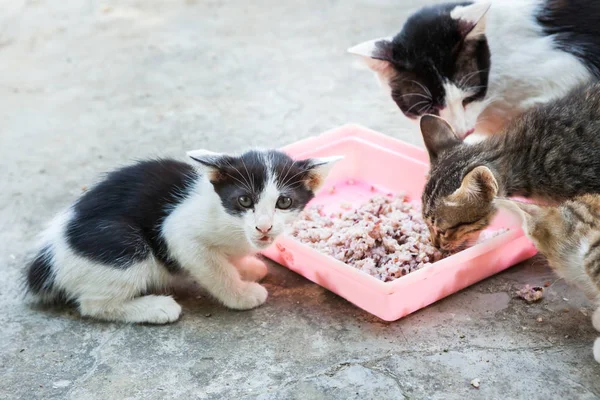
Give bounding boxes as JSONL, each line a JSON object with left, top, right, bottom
{"left": 516, "top": 285, "right": 544, "bottom": 303}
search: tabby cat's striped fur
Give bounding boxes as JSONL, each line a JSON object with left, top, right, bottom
{"left": 497, "top": 195, "right": 600, "bottom": 364}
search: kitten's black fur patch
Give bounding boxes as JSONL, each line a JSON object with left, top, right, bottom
{"left": 205, "top": 151, "right": 268, "bottom": 216}
{"left": 375, "top": 2, "right": 490, "bottom": 118}
{"left": 538, "top": 0, "right": 600, "bottom": 78}
{"left": 202, "top": 150, "right": 316, "bottom": 215}
{"left": 270, "top": 151, "right": 316, "bottom": 212}
{"left": 66, "top": 159, "right": 198, "bottom": 272}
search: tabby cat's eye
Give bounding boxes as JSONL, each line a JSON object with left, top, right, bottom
{"left": 276, "top": 196, "right": 293, "bottom": 210}
{"left": 238, "top": 195, "right": 253, "bottom": 208}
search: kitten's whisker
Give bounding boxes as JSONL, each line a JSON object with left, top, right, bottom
{"left": 417, "top": 102, "right": 432, "bottom": 115}
{"left": 458, "top": 69, "right": 488, "bottom": 88}
{"left": 284, "top": 181, "right": 305, "bottom": 190}
{"left": 279, "top": 159, "right": 291, "bottom": 185}
{"left": 547, "top": 277, "right": 564, "bottom": 289}
{"left": 223, "top": 159, "right": 252, "bottom": 192}
{"left": 482, "top": 94, "right": 500, "bottom": 107}
{"left": 240, "top": 158, "right": 255, "bottom": 193}
{"left": 406, "top": 100, "right": 431, "bottom": 114}
{"left": 408, "top": 80, "right": 432, "bottom": 98}
{"left": 224, "top": 159, "right": 250, "bottom": 190}
{"left": 397, "top": 92, "right": 432, "bottom": 100}
{"left": 223, "top": 172, "right": 252, "bottom": 192}
{"left": 280, "top": 159, "right": 296, "bottom": 189}
{"left": 281, "top": 168, "right": 309, "bottom": 188}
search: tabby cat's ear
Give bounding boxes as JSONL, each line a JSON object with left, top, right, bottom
{"left": 303, "top": 156, "right": 344, "bottom": 192}
{"left": 347, "top": 37, "right": 394, "bottom": 73}
{"left": 420, "top": 114, "right": 462, "bottom": 163}
{"left": 451, "top": 1, "right": 491, "bottom": 40}
{"left": 455, "top": 166, "right": 498, "bottom": 202}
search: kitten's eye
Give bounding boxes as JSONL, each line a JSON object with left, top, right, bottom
{"left": 462, "top": 96, "right": 477, "bottom": 108}
{"left": 238, "top": 195, "right": 253, "bottom": 208}
{"left": 276, "top": 196, "right": 293, "bottom": 210}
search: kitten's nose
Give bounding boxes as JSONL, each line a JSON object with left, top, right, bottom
{"left": 255, "top": 225, "right": 272, "bottom": 234}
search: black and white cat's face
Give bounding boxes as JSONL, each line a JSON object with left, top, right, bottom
{"left": 349, "top": 1, "right": 491, "bottom": 139}
{"left": 188, "top": 149, "right": 341, "bottom": 250}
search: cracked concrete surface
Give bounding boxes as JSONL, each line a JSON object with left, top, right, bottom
{"left": 1, "top": 0, "right": 599, "bottom": 399}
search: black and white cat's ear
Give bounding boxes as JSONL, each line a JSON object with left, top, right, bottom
{"left": 304, "top": 156, "right": 344, "bottom": 192}
{"left": 186, "top": 149, "right": 229, "bottom": 181}
{"left": 455, "top": 166, "right": 498, "bottom": 203}
{"left": 187, "top": 149, "right": 225, "bottom": 168}
{"left": 451, "top": 1, "right": 491, "bottom": 40}
{"left": 420, "top": 114, "right": 462, "bottom": 163}
{"left": 348, "top": 37, "right": 394, "bottom": 72}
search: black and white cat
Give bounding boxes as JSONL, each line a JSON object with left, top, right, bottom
{"left": 26, "top": 150, "right": 340, "bottom": 323}
{"left": 349, "top": 0, "right": 600, "bottom": 141}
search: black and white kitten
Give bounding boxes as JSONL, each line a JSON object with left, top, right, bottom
{"left": 349, "top": 0, "right": 600, "bottom": 141}
{"left": 26, "top": 150, "right": 340, "bottom": 323}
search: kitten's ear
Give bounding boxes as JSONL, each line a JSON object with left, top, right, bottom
{"left": 420, "top": 114, "right": 462, "bottom": 163}
{"left": 187, "top": 149, "right": 228, "bottom": 181}
{"left": 451, "top": 1, "right": 491, "bottom": 40}
{"left": 187, "top": 149, "right": 225, "bottom": 168}
{"left": 304, "top": 156, "right": 344, "bottom": 192}
{"left": 348, "top": 37, "right": 394, "bottom": 72}
{"left": 455, "top": 166, "right": 498, "bottom": 202}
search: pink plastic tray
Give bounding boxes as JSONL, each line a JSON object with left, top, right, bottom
{"left": 262, "top": 124, "right": 537, "bottom": 321}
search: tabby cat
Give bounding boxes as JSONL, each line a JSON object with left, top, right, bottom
{"left": 420, "top": 82, "right": 600, "bottom": 251}
{"left": 496, "top": 196, "right": 600, "bottom": 363}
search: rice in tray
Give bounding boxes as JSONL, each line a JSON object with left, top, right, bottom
{"left": 290, "top": 194, "right": 505, "bottom": 282}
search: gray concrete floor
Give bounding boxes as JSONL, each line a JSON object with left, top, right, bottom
{"left": 1, "top": 0, "right": 598, "bottom": 399}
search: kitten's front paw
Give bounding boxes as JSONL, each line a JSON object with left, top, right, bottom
{"left": 594, "top": 338, "right": 600, "bottom": 364}
{"left": 236, "top": 256, "right": 269, "bottom": 282}
{"left": 137, "top": 295, "right": 182, "bottom": 324}
{"left": 225, "top": 282, "right": 268, "bottom": 310}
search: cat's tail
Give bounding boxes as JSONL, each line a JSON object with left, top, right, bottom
{"left": 23, "top": 245, "right": 64, "bottom": 304}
